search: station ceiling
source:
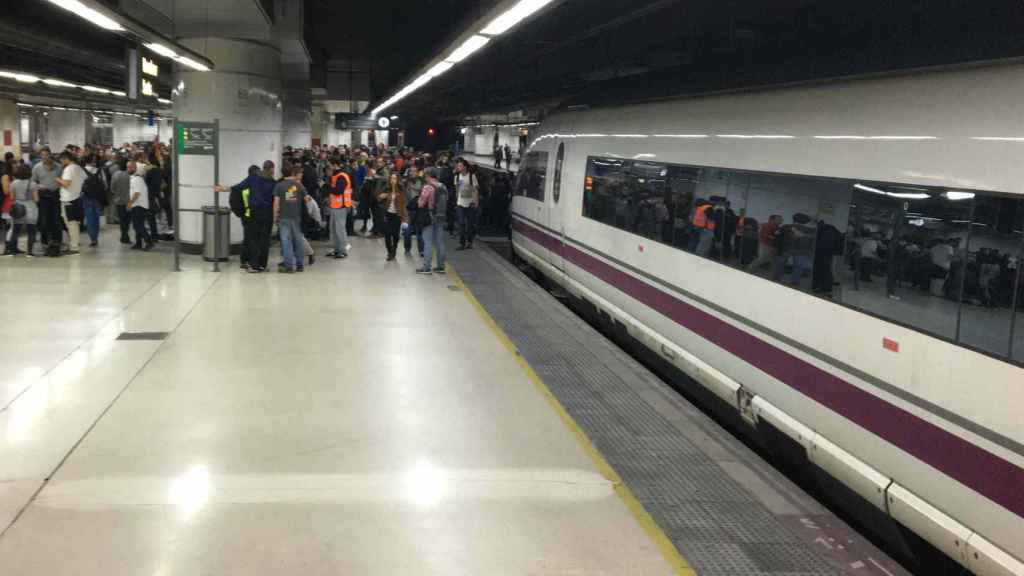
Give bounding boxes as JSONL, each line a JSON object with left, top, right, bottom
{"left": 307, "top": 0, "right": 1024, "bottom": 121}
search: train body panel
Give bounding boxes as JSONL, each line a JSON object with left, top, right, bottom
{"left": 510, "top": 62, "right": 1024, "bottom": 572}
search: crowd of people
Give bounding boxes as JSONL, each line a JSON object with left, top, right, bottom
{"left": 1, "top": 142, "right": 173, "bottom": 257}
{"left": 218, "top": 144, "right": 488, "bottom": 274}
{"left": 1, "top": 139, "right": 514, "bottom": 275}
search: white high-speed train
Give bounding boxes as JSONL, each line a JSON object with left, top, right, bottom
{"left": 510, "top": 63, "right": 1024, "bottom": 575}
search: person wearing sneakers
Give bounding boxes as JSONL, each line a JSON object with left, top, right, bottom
{"left": 54, "top": 151, "right": 86, "bottom": 254}
{"left": 127, "top": 160, "right": 153, "bottom": 251}
{"left": 416, "top": 168, "right": 448, "bottom": 275}
{"left": 327, "top": 159, "right": 352, "bottom": 259}
{"left": 273, "top": 164, "right": 307, "bottom": 273}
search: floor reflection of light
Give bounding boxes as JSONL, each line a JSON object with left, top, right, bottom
{"left": 403, "top": 460, "right": 445, "bottom": 507}
{"left": 168, "top": 465, "right": 210, "bottom": 520}
{"left": 5, "top": 380, "right": 49, "bottom": 444}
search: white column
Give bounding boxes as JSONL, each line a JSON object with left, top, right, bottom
{"left": 172, "top": 37, "right": 283, "bottom": 248}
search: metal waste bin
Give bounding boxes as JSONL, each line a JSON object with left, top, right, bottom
{"left": 202, "top": 206, "right": 231, "bottom": 262}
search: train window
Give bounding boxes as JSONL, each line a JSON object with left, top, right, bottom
{"left": 553, "top": 143, "right": 565, "bottom": 203}
{"left": 581, "top": 155, "right": 1024, "bottom": 365}
{"left": 516, "top": 151, "right": 548, "bottom": 201}
{"left": 956, "top": 196, "right": 1024, "bottom": 357}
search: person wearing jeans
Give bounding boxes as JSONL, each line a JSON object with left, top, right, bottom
{"left": 274, "top": 164, "right": 307, "bottom": 273}
{"left": 418, "top": 169, "right": 448, "bottom": 274}
{"left": 327, "top": 162, "right": 352, "bottom": 259}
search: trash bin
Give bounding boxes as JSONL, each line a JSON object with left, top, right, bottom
{"left": 202, "top": 206, "right": 231, "bottom": 262}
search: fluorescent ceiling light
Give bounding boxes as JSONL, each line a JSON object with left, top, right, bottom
{"left": 111, "top": 90, "right": 126, "bottom": 97}
{"left": 653, "top": 134, "right": 709, "bottom": 138}
{"left": 176, "top": 57, "right": 210, "bottom": 72}
{"left": 157, "top": 98, "right": 172, "bottom": 105}
{"left": 43, "top": 78, "right": 77, "bottom": 87}
{"left": 868, "top": 135, "right": 938, "bottom": 141}
{"left": 46, "top": 0, "right": 124, "bottom": 31}
{"left": 445, "top": 35, "right": 490, "bottom": 63}
{"left": 390, "top": 116, "right": 399, "bottom": 120}
{"left": 426, "top": 61, "right": 454, "bottom": 77}
{"left": 854, "top": 183, "right": 929, "bottom": 200}
{"left": 944, "top": 191, "right": 975, "bottom": 201}
{"left": 480, "top": 0, "right": 555, "bottom": 35}
{"left": 82, "top": 85, "right": 110, "bottom": 93}
{"left": 145, "top": 43, "right": 178, "bottom": 59}
{"left": 971, "top": 136, "right": 1024, "bottom": 142}
{"left": 814, "top": 135, "right": 867, "bottom": 140}
{"left": 14, "top": 74, "right": 40, "bottom": 83}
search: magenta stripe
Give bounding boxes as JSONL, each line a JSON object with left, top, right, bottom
{"left": 513, "top": 219, "right": 1024, "bottom": 519}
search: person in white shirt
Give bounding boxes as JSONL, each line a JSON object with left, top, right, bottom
{"left": 54, "top": 151, "right": 86, "bottom": 254}
{"left": 127, "top": 160, "right": 152, "bottom": 251}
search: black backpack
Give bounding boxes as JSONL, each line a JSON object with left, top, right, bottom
{"left": 228, "top": 187, "right": 246, "bottom": 218}
{"left": 82, "top": 170, "right": 107, "bottom": 205}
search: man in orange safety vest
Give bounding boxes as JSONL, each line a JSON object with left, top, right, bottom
{"left": 328, "top": 160, "right": 353, "bottom": 259}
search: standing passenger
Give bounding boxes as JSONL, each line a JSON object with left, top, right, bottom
{"left": 127, "top": 160, "right": 153, "bottom": 251}
{"left": 454, "top": 159, "right": 479, "bottom": 250}
{"left": 54, "top": 151, "right": 86, "bottom": 255}
{"left": 273, "top": 164, "right": 307, "bottom": 273}
{"left": 379, "top": 173, "right": 407, "bottom": 261}
{"left": 110, "top": 157, "right": 131, "bottom": 244}
{"left": 417, "top": 168, "right": 448, "bottom": 274}
{"left": 31, "top": 147, "right": 63, "bottom": 256}
{"left": 327, "top": 160, "right": 352, "bottom": 259}
{"left": 4, "top": 165, "right": 38, "bottom": 256}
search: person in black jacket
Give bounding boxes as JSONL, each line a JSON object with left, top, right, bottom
{"left": 143, "top": 151, "right": 163, "bottom": 242}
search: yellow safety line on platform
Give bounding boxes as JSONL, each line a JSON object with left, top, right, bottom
{"left": 448, "top": 264, "right": 697, "bottom": 576}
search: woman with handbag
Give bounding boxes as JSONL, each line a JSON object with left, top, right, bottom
{"left": 4, "top": 165, "right": 39, "bottom": 256}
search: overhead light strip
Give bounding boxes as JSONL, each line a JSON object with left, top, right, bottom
{"left": 371, "top": 0, "right": 558, "bottom": 116}
{"left": 0, "top": 67, "right": 172, "bottom": 105}
{"left": 40, "top": 0, "right": 213, "bottom": 71}
{"left": 480, "top": 0, "right": 556, "bottom": 36}
{"left": 45, "top": 0, "right": 124, "bottom": 31}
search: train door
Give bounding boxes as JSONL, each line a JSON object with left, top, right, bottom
{"left": 547, "top": 141, "right": 566, "bottom": 272}
{"left": 514, "top": 149, "right": 549, "bottom": 263}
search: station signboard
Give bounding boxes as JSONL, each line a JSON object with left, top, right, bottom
{"left": 176, "top": 122, "right": 217, "bottom": 155}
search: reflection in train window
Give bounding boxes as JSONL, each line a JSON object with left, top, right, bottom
{"left": 580, "top": 155, "right": 1024, "bottom": 365}
{"left": 516, "top": 151, "right": 548, "bottom": 201}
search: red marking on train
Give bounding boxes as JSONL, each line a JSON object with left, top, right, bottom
{"left": 883, "top": 338, "right": 899, "bottom": 353}
{"left": 638, "top": 245, "right": 645, "bottom": 253}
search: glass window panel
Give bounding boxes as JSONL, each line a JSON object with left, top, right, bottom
{"left": 516, "top": 151, "right": 548, "bottom": 200}
{"left": 957, "top": 195, "right": 1023, "bottom": 357}
{"left": 1011, "top": 202, "right": 1024, "bottom": 363}
{"left": 838, "top": 184, "right": 972, "bottom": 340}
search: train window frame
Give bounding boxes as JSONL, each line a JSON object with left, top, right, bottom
{"left": 553, "top": 143, "right": 565, "bottom": 203}
{"left": 578, "top": 154, "right": 1024, "bottom": 368}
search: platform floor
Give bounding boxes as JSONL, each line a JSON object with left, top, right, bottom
{"left": 0, "top": 230, "right": 673, "bottom": 575}
{"left": 0, "top": 228, "right": 905, "bottom": 575}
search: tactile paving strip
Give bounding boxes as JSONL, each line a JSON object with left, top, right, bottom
{"left": 454, "top": 249, "right": 836, "bottom": 576}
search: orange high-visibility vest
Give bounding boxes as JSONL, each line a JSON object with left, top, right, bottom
{"left": 330, "top": 171, "right": 353, "bottom": 209}
{"left": 693, "top": 204, "right": 716, "bottom": 231}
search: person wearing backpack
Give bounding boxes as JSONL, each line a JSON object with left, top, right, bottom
{"left": 81, "top": 156, "right": 107, "bottom": 248}
{"left": 216, "top": 165, "right": 260, "bottom": 270}
{"left": 416, "top": 168, "right": 448, "bottom": 274}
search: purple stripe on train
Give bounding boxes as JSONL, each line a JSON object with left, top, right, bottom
{"left": 513, "top": 218, "right": 1024, "bottom": 519}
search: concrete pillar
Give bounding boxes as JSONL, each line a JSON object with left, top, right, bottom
{"left": 172, "top": 36, "right": 283, "bottom": 249}
{"left": 0, "top": 99, "right": 20, "bottom": 158}
{"left": 46, "top": 110, "right": 88, "bottom": 150}
{"left": 282, "top": 84, "right": 311, "bottom": 149}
